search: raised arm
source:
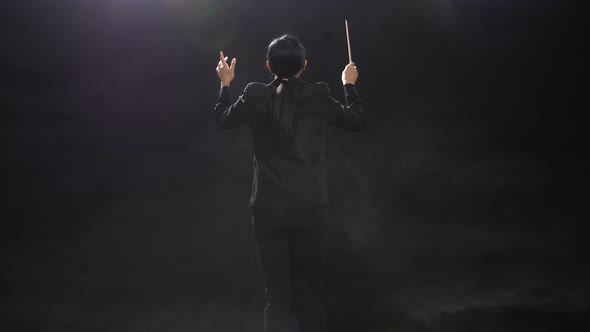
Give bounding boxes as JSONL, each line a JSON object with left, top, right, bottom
{"left": 214, "top": 50, "right": 249, "bottom": 129}
{"left": 324, "top": 62, "right": 366, "bottom": 131}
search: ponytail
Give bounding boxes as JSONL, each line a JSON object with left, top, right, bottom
{"left": 269, "top": 78, "right": 298, "bottom": 142}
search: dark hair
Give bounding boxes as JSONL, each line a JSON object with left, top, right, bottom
{"left": 266, "top": 35, "right": 306, "bottom": 141}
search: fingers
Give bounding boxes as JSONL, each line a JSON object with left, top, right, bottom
{"left": 345, "top": 63, "right": 358, "bottom": 73}
{"left": 346, "top": 62, "right": 357, "bottom": 69}
{"left": 219, "top": 51, "right": 229, "bottom": 67}
{"left": 216, "top": 52, "right": 236, "bottom": 82}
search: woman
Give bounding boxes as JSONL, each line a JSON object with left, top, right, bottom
{"left": 214, "top": 34, "right": 366, "bottom": 332}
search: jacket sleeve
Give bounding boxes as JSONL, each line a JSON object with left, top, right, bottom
{"left": 322, "top": 83, "right": 366, "bottom": 131}
{"left": 215, "top": 83, "right": 251, "bottom": 129}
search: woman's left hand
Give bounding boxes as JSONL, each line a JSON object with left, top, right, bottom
{"left": 216, "top": 51, "right": 236, "bottom": 87}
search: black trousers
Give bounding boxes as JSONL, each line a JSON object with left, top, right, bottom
{"left": 251, "top": 205, "right": 329, "bottom": 332}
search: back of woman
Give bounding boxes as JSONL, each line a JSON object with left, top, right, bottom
{"left": 215, "top": 34, "right": 365, "bottom": 208}
{"left": 214, "top": 34, "right": 366, "bottom": 332}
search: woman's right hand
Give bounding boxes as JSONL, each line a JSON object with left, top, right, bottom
{"left": 342, "top": 62, "right": 358, "bottom": 85}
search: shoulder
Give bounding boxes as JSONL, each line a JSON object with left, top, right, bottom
{"left": 244, "top": 82, "right": 272, "bottom": 101}
{"left": 244, "top": 82, "right": 268, "bottom": 92}
{"left": 304, "top": 82, "right": 332, "bottom": 96}
{"left": 243, "top": 81, "right": 332, "bottom": 97}
{"left": 298, "top": 82, "right": 333, "bottom": 110}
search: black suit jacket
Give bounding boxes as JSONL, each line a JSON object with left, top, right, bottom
{"left": 214, "top": 77, "right": 366, "bottom": 207}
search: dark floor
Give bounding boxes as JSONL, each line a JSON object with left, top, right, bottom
{"left": 2, "top": 201, "right": 588, "bottom": 332}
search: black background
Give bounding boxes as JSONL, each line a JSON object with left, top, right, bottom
{"left": 2, "top": 0, "right": 587, "bottom": 331}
